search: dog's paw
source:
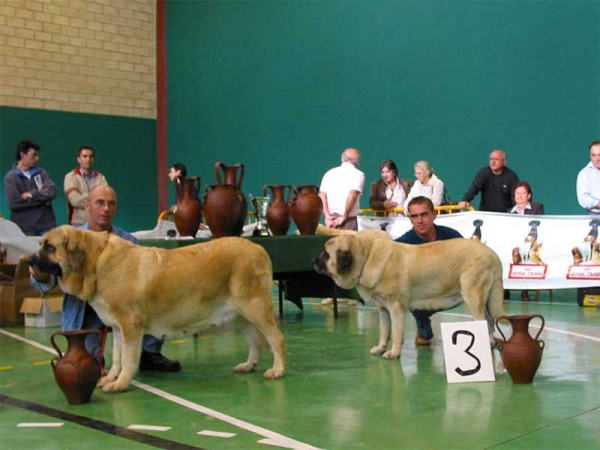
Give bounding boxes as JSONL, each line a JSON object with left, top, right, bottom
{"left": 100, "top": 380, "right": 129, "bottom": 393}
{"left": 234, "top": 361, "right": 257, "bottom": 373}
{"left": 382, "top": 350, "right": 401, "bottom": 359}
{"left": 370, "top": 345, "right": 386, "bottom": 355}
{"left": 97, "top": 374, "right": 117, "bottom": 388}
{"left": 263, "top": 368, "right": 284, "bottom": 379}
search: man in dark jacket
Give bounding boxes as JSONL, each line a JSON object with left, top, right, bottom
{"left": 4, "top": 140, "right": 57, "bottom": 236}
{"left": 458, "top": 149, "right": 519, "bottom": 212}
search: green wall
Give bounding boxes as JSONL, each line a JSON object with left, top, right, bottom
{"left": 0, "top": 106, "right": 157, "bottom": 232}
{"left": 166, "top": 0, "right": 599, "bottom": 215}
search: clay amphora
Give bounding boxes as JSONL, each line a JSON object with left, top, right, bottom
{"left": 173, "top": 176, "right": 203, "bottom": 237}
{"left": 263, "top": 184, "right": 292, "bottom": 236}
{"left": 203, "top": 184, "right": 245, "bottom": 238}
{"left": 50, "top": 330, "right": 103, "bottom": 405}
{"left": 290, "top": 185, "right": 323, "bottom": 235}
{"left": 496, "top": 314, "right": 545, "bottom": 384}
{"left": 214, "top": 162, "right": 248, "bottom": 235}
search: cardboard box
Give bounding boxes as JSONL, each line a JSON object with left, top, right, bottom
{"left": 0, "top": 260, "right": 62, "bottom": 326}
{"left": 20, "top": 296, "right": 63, "bottom": 328}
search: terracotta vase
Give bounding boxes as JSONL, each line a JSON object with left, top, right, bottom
{"left": 173, "top": 176, "right": 202, "bottom": 237}
{"left": 263, "top": 184, "right": 292, "bottom": 236}
{"left": 495, "top": 314, "right": 545, "bottom": 384}
{"left": 203, "top": 184, "right": 245, "bottom": 238}
{"left": 213, "top": 162, "right": 248, "bottom": 236}
{"left": 290, "top": 185, "right": 323, "bottom": 235}
{"left": 50, "top": 330, "right": 103, "bottom": 405}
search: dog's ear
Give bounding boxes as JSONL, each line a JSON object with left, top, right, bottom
{"left": 336, "top": 249, "right": 354, "bottom": 274}
{"left": 65, "top": 233, "right": 86, "bottom": 271}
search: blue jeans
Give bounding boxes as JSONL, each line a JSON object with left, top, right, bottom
{"left": 64, "top": 296, "right": 163, "bottom": 357}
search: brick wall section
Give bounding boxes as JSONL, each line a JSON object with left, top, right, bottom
{"left": 0, "top": 0, "right": 157, "bottom": 119}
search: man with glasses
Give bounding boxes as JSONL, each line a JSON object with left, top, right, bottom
{"left": 458, "top": 149, "right": 519, "bottom": 212}
{"left": 395, "top": 196, "right": 462, "bottom": 346}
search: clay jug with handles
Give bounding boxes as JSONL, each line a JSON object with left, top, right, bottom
{"left": 290, "top": 185, "right": 323, "bottom": 235}
{"left": 496, "top": 314, "right": 545, "bottom": 384}
{"left": 212, "top": 162, "right": 247, "bottom": 236}
{"left": 263, "top": 184, "right": 292, "bottom": 236}
{"left": 173, "top": 176, "right": 202, "bottom": 237}
{"left": 50, "top": 329, "right": 103, "bottom": 405}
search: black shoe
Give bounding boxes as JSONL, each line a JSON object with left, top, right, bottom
{"left": 139, "top": 351, "right": 181, "bottom": 373}
{"left": 503, "top": 289, "right": 511, "bottom": 300}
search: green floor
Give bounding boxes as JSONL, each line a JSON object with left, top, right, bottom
{"left": 0, "top": 290, "right": 598, "bottom": 450}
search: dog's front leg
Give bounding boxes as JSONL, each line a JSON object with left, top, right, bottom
{"left": 370, "top": 307, "right": 390, "bottom": 355}
{"left": 100, "top": 326, "right": 143, "bottom": 393}
{"left": 382, "top": 303, "right": 405, "bottom": 359}
{"left": 98, "top": 327, "right": 122, "bottom": 389}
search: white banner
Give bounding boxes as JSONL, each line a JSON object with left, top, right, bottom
{"left": 358, "top": 212, "right": 600, "bottom": 290}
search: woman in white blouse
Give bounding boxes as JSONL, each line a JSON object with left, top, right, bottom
{"left": 403, "top": 160, "right": 444, "bottom": 209}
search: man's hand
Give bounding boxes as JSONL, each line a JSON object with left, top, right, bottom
{"left": 325, "top": 216, "right": 337, "bottom": 228}
{"left": 458, "top": 201, "right": 470, "bottom": 209}
{"left": 28, "top": 265, "right": 50, "bottom": 283}
{"left": 332, "top": 216, "right": 346, "bottom": 228}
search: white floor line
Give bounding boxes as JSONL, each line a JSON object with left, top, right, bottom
{"left": 0, "top": 328, "right": 322, "bottom": 450}
{"left": 197, "top": 430, "right": 236, "bottom": 438}
{"left": 128, "top": 424, "right": 171, "bottom": 432}
{"left": 132, "top": 380, "right": 321, "bottom": 450}
{"left": 17, "top": 422, "right": 64, "bottom": 427}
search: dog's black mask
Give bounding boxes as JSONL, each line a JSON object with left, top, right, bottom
{"left": 27, "top": 247, "right": 63, "bottom": 278}
{"left": 312, "top": 251, "right": 329, "bottom": 275}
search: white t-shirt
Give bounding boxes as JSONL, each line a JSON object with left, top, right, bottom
{"left": 319, "top": 162, "right": 365, "bottom": 217}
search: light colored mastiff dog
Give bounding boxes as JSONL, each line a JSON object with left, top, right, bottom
{"left": 313, "top": 235, "right": 506, "bottom": 358}
{"left": 27, "top": 226, "right": 286, "bottom": 392}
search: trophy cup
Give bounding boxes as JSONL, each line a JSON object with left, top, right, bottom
{"left": 249, "top": 194, "right": 271, "bottom": 237}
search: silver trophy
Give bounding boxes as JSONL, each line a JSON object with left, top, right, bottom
{"left": 249, "top": 194, "right": 271, "bottom": 237}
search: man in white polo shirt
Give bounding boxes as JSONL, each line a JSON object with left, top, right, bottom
{"left": 577, "top": 140, "right": 600, "bottom": 214}
{"left": 318, "top": 148, "right": 365, "bottom": 231}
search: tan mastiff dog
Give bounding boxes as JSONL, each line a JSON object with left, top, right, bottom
{"left": 314, "top": 223, "right": 391, "bottom": 241}
{"left": 313, "top": 235, "right": 506, "bottom": 359}
{"left": 28, "top": 226, "right": 286, "bottom": 392}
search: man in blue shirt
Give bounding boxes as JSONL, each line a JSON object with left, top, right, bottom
{"left": 31, "top": 185, "right": 180, "bottom": 372}
{"left": 4, "top": 140, "right": 57, "bottom": 236}
{"left": 395, "top": 196, "right": 463, "bottom": 346}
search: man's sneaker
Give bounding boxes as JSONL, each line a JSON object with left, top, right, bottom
{"left": 415, "top": 335, "right": 432, "bottom": 346}
{"left": 139, "top": 351, "right": 181, "bottom": 373}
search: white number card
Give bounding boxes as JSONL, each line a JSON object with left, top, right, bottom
{"left": 441, "top": 320, "right": 495, "bottom": 383}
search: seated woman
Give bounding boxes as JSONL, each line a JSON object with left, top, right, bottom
{"left": 369, "top": 159, "right": 411, "bottom": 216}
{"left": 509, "top": 181, "right": 545, "bottom": 215}
{"left": 509, "top": 181, "right": 545, "bottom": 301}
{"left": 403, "top": 160, "right": 444, "bottom": 210}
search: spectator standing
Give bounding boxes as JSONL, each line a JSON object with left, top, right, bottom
{"left": 4, "top": 140, "right": 57, "bottom": 236}
{"left": 395, "top": 196, "right": 463, "bottom": 345}
{"left": 319, "top": 148, "right": 365, "bottom": 230}
{"left": 30, "top": 185, "right": 181, "bottom": 372}
{"left": 576, "top": 140, "right": 600, "bottom": 214}
{"left": 403, "top": 160, "right": 444, "bottom": 209}
{"left": 458, "top": 149, "right": 519, "bottom": 212}
{"left": 64, "top": 146, "right": 107, "bottom": 226}
{"left": 369, "top": 159, "right": 410, "bottom": 215}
